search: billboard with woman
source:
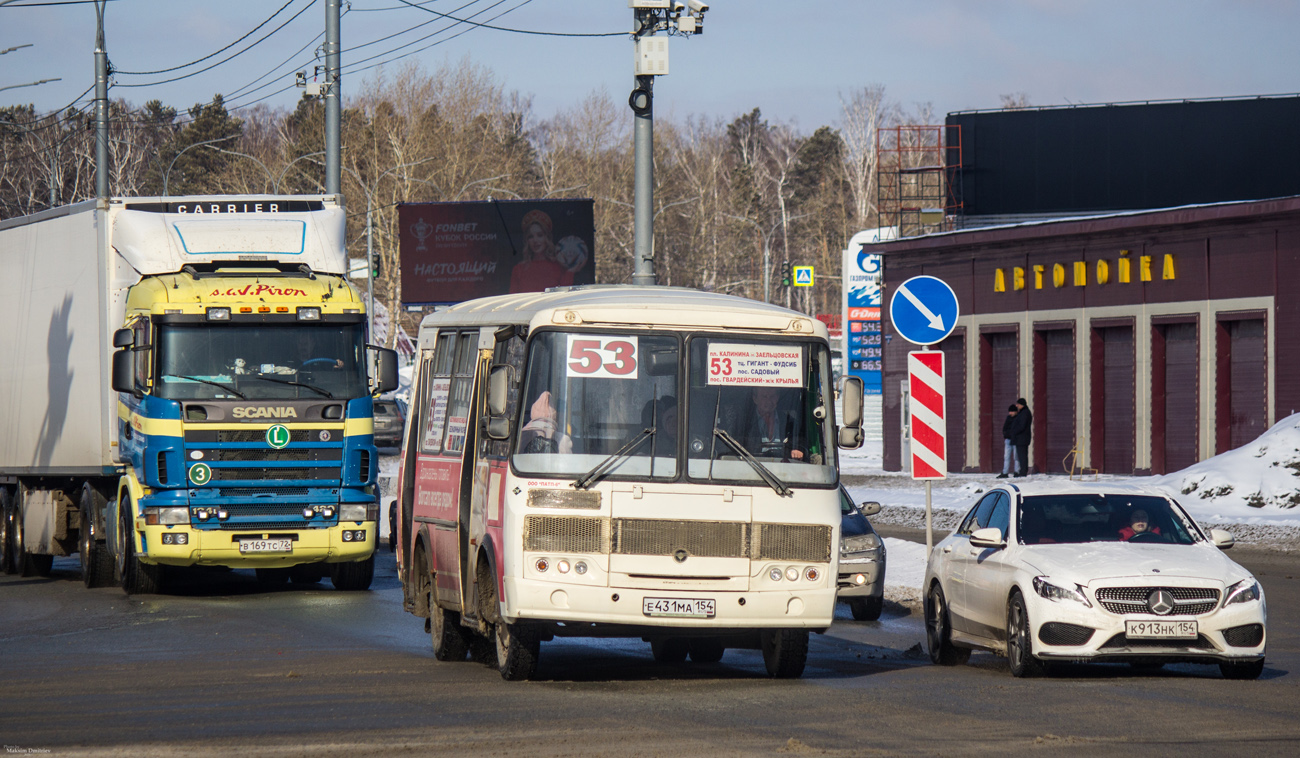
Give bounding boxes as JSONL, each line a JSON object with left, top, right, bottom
{"left": 398, "top": 199, "right": 596, "bottom": 305}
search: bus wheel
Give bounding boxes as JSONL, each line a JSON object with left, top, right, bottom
{"left": 330, "top": 555, "right": 375, "bottom": 591}
{"left": 688, "top": 638, "right": 725, "bottom": 663}
{"left": 760, "top": 629, "right": 808, "bottom": 678}
{"left": 494, "top": 621, "right": 539, "bottom": 681}
{"left": 431, "top": 601, "right": 469, "bottom": 662}
{"left": 80, "top": 486, "right": 114, "bottom": 589}
{"left": 650, "top": 638, "right": 688, "bottom": 663}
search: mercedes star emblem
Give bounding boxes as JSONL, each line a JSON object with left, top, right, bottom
{"left": 1147, "top": 589, "right": 1175, "bottom": 615}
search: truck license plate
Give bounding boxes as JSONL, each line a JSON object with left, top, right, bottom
{"left": 239, "top": 539, "right": 292, "bottom": 554}
{"left": 643, "top": 597, "right": 715, "bottom": 618}
{"left": 1126, "top": 620, "right": 1197, "bottom": 639}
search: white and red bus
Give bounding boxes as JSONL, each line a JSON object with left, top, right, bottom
{"left": 394, "top": 286, "right": 864, "bottom": 679}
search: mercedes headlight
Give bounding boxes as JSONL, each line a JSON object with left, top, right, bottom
{"left": 1224, "top": 578, "right": 1261, "bottom": 606}
{"left": 1032, "top": 576, "right": 1092, "bottom": 607}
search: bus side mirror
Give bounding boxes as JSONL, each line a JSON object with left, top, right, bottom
{"left": 838, "top": 376, "right": 864, "bottom": 449}
{"left": 487, "top": 364, "right": 513, "bottom": 416}
{"left": 111, "top": 349, "right": 138, "bottom": 395}
{"left": 371, "top": 347, "right": 399, "bottom": 393}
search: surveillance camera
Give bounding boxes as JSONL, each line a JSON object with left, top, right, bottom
{"left": 671, "top": 0, "right": 686, "bottom": 11}
{"left": 687, "top": 0, "right": 708, "bottom": 12}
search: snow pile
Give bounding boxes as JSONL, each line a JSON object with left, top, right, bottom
{"left": 882, "top": 537, "right": 929, "bottom": 598}
{"left": 1148, "top": 413, "right": 1300, "bottom": 525}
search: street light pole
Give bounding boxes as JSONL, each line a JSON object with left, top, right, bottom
{"left": 94, "top": 0, "right": 109, "bottom": 199}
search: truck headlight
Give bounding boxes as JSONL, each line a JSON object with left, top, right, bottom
{"left": 1032, "top": 576, "right": 1092, "bottom": 607}
{"left": 1224, "top": 579, "right": 1261, "bottom": 606}
{"left": 143, "top": 507, "right": 190, "bottom": 525}
{"left": 339, "top": 504, "right": 376, "bottom": 521}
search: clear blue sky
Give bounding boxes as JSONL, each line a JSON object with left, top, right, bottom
{"left": 2, "top": 0, "right": 1297, "bottom": 129}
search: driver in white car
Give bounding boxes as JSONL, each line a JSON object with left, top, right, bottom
{"left": 1118, "top": 509, "right": 1161, "bottom": 541}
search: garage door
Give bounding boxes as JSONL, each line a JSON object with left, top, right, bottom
{"left": 1092, "top": 325, "right": 1135, "bottom": 474}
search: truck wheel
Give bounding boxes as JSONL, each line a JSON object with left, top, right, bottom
{"left": 760, "top": 629, "right": 809, "bottom": 678}
{"left": 494, "top": 621, "right": 540, "bottom": 681}
{"left": 330, "top": 555, "right": 375, "bottom": 591}
{"left": 80, "top": 486, "right": 114, "bottom": 589}
{"left": 0, "top": 488, "right": 15, "bottom": 575}
{"left": 118, "top": 500, "right": 165, "bottom": 595}
{"left": 255, "top": 568, "right": 290, "bottom": 585}
{"left": 14, "top": 487, "right": 52, "bottom": 578}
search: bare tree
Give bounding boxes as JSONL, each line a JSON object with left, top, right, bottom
{"left": 838, "top": 85, "right": 890, "bottom": 229}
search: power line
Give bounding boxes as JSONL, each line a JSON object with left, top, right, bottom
{"left": 112, "top": 0, "right": 301, "bottom": 76}
{"left": 391, "top": 0, "right": 624, "bottom": 37}
{"left": 343, "top": 0, "right": 536, "bottom": 78}
{"left": 113, "top": 0, "right": 317, "bottom": 88}
{"left": 341, "top": 0, "right": 514, "bottom": 72}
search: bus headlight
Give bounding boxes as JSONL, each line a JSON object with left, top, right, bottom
{"left": 769, "top": 567, "right": 783, "bottom": 582}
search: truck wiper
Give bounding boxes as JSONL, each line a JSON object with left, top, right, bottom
{"left": 239, "top": 374, "right": 334, "bottom": 398}
{"left": 161, "top": 374, "right": 246, "bottom": 399}
{"left": 572, "top": 426, "right": 655, "bottom": 491}
{"left": 711, "top": 427, "right": 791, "bottom": 498}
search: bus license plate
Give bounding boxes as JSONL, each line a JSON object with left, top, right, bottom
{"left": 643, "top": 597, "right": 715, "bottom": 618}
{"left": 239, "top": 539, "right": 292, "bottom": 554}
{"left": 1126, "top": 620, "right": 1197, "bottom": 639}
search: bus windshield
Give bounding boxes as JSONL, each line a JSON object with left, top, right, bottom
{"left": 155, "top": 323, "right": 369, "bottom": 400}
{"left": 511, "top": 330, "right": 837, "bottom": 487}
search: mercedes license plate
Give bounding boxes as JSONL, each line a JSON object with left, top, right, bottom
{"left": 239, "top": 538, "right": 292, "bottom": 554}
{"left": 1126, "top": 619, "right": 1197, "bottom": 639}
{"left": 643, "top": 597, "right": 716, "bottom": 618}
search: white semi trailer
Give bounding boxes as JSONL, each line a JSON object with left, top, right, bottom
{"left": 0, "top": 196, "right": 396, "bottom": 592}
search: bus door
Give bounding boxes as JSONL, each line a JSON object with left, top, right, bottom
{"left": 461, "top": 327, "right": 525, "bottom": 624}
{"left": 412, "top": 330, "right": 473, "bottom": 609}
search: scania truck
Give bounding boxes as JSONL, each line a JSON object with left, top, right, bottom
{"left": 0, "top": 195, "right": 397, "bottom": 593}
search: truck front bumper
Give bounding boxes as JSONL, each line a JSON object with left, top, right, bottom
{"left": 136, "top": 521, "right": 375, "bottom": 568}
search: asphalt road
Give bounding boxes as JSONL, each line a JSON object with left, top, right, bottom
{"left": 3, "top": 537, "right": 1299, "bottom": 757}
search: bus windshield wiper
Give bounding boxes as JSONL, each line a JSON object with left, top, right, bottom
{"left": 239, "top": 373, "right": 334, "bottom": 398}
{"left": 161, "top": 374, "right": 246, "bottom": 399}
{"left": 572, "top": 427, "right": 655, "bottom": 490}
{"left": 712, "top": 427, "right": 791, "bottom": 498}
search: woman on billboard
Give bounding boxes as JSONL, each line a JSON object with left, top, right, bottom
{"left": 509, "top": 209, "right": 585, "bottom": 293}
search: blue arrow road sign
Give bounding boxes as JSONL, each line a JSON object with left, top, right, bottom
{"left": 889, "top": 275, "right": 959, "bottom": 346}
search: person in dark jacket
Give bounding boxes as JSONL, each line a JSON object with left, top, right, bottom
{"left": 1011, "top": 397, "right": 1032, "bottom": 476}
{"left": 997, "top": 404, "right": 1019, "bottom": 479}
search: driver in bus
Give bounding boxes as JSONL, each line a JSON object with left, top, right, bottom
{"left": 519, "top": 390, "right": 572, "bottom": 454}
{"left": 739, "top": 386, "right": 805, "bottom": 461}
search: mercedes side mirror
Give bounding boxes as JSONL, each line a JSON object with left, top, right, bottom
{"left": 1211, "top": 528, "right": 1235, "bottom": 550}
{"left": 969, "top": 527, "right": 1006, "bottom": 550}
{"left": 858, "top": 501, "right": 882, "bottom": 517}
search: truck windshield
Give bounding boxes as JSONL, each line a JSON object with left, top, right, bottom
{"left": 155, "top": 323, "right": 368, "bottom": 400}
{"left": 511, "top": 330, "right": 837, "bottom": 488}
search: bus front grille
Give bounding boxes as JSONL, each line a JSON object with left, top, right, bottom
{"left": 753, "top": 523, "right": 833, "bottom": 563}
{"left": 612, "top": 519, "right": 749, "bottom": 558}
{"left": 523, "top": 515, "right": 609, "bottom": 554}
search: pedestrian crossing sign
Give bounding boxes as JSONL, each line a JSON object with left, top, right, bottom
{"left": 793, "top": 265, "right": 814, "bottom": 286}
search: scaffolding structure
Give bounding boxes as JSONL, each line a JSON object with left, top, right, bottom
{"left": 877, "top": 124, "right": 963, "bottom": 237}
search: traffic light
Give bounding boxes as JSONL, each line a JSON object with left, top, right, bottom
{"left": 372, "top": 256, "right": 382, "bottom": 279}
{"left": 780, "top": 260, "right": 791, "bottom": 287}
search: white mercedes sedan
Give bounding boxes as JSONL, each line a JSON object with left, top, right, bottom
{"left": 923, "top": 481, "right": 1266, "bottom": 679}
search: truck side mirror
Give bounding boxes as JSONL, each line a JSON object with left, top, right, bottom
{"left": 838, "top": 376, "right": 864, "bottom": 449}
{"left": 113, "top": 328, "right": 135, "bottom": 348}
{"left": 371, "top": 347, "right": 399, "bottom": 393}
{"left": 111, "top": 349, "right": 138, "bottom": 395}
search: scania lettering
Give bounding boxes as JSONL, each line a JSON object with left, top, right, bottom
{"left": 393, "top": 287, "right": 865, "bottom": 680}
{"left": 0, "top": 195, "right": 398, "bottom": 593}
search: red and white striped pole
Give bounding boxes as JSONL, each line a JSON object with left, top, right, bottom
{"left": 908, "top": 351, "right": 947, "bottom": 552}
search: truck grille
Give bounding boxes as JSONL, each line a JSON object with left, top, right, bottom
{"left": 1095, "top": 586, "right": 1220, "bottom": 616}
{"left": 209, "top": 467, "right": 337, "bottom": 482}
{"left": 612, "top": 519, "right": 749, "bottom": 558}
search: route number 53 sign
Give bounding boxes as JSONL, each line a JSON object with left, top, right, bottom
{"left": 566, "top": 335, "right": 640, "bottom": 379}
